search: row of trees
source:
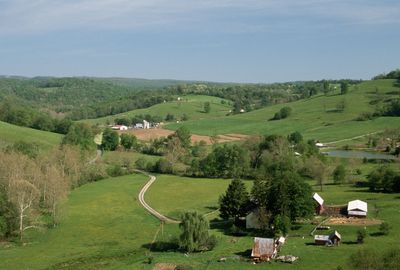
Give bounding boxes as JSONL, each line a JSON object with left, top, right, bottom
{"left": 0, "top": 99, "right": 73, "bottom": 134}
{"left": 368, "top": 165, "right": 400, "bottom": 193}
{"left": 0, "top": 146, "right": 90, "bottom": 240}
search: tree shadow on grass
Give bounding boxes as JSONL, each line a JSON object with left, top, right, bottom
{"left": 142, "top": 241, "right": 179, "bottom": 252}
{"left": 235, "top": 249, "right": 252, "bottom": 258}
{"left": 342, "top": 241, "right": 359, "bottom": 245}
{"left": 370, "top": 232, "right": 384, "bottom": 237}
{"left": 305, "top": 242, "right": 317, "bottom": 246}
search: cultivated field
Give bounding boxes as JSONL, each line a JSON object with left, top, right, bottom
{"left": 120, "top": 128, "right": 249, "bottom": 144}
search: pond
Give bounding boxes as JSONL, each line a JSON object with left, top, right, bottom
{"left": 324, "top": 150, "right": 398, "bottom": 160}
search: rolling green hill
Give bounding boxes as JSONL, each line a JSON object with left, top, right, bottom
{"left": 0, "top": 121, "right": 62, "bottom": 150}
{"left": 165, "top": 80, "right": 400, "bottom": 142}
{"left": 82, "top": 95, "right": 232, "bottom": 125}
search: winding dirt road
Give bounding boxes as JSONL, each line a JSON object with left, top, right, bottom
{"left": 137, "top": 171, "right": 180, "bottom": 224}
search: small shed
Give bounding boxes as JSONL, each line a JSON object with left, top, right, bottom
{"left": 314, "top": 235, "right": 330, "bottom": 245}
{"left": 313, "top": 193, "right": 325, "bottom": 215}
{"left": 329, "top": 231, "right": 341, "bottom": 245}
{"left": 314, "top": 230, "right": 341, "bottom": 246}
{"left": 251, "top": 237, "right": 277, "bottom": 262}
{"left": 347, "top": 200, "right": 367, "bottom": 218}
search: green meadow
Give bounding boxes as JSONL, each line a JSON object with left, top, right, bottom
{"left": 1, "top": 170, "right": 400, "bottom": 269}
{"left": 166, "top": 80, "right": 400, "bottom": 142}
{"left": 82, "top": 95, "right": 232, "bottom": 125}
{"left": 0, "top": 121, "right": 63, "bottom": 150}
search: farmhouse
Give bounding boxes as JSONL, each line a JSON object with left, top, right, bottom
{"left": 314, "top": 230, "right": 341, "bottom": 246}
{"left": 111, "top": 125, "right": 128, "bottom": 131}
{"left": 251, "top": 237, "right": 277, "bottom": 262}
{"left": 347, "top": 200, "right": 368, "bottom": 218}
{"left": 313, "top": 193, "right": 324, "bottom": 215}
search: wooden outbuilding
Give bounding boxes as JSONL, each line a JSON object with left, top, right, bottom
{"left": 314, "top": 230, "right": 341, "bottom": 246}
{"left": 251, "top": 237, "right": 277, "bottom": 262}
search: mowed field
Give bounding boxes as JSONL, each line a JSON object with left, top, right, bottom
{"left": 166, "top": 80, "right": 400, "bottom": 142}
{"left": 2, "top": 169, "right": 400, "bottom": 269}
{"left": 0, "top": 121, "right": 63, "bottom": 150}
{"left": 82, "top": 95, "right": 232, "bottom": 125}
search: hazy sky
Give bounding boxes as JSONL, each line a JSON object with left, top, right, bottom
{"left": 0, "top": 0, "right": 399, "bottom": 83}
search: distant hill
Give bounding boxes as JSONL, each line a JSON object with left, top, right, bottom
{"left": 165, "top": 79, "right": 400, "bottom": 142}
{"left": 92, "top": 77, "right": 197, "bottom": 89}
{"left": 0, "top": 121, "right": 62, "bottom": 150}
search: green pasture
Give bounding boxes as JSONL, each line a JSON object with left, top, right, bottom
{"left": 0, "top": 121, "right": 62, "bottom": 150}
{"left": 0, "top": 174, "right": 160, "bottom": 270}
{"left": 166, "top": 80, "right": 400, "bottom": 142}
{"left": 82, "top": 95, "right": 231, "bottom": 125}
{"left": 2, "top": 168, "right": 400, "bottom": 269}
{"left": 145, "top": 175, "right": 253, "bottom": 219}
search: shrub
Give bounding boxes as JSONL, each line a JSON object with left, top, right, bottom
{"left": 272, "top": 107, "right": 292, "bottom": 120}
{"left": 357, "top": 229, "right": 367, "bottom": 244}
{"left": 356, "top": 112, "right": 374, "bottom": 121}
{"left": 379, "top": 222, "right": 390, "bottom": 235}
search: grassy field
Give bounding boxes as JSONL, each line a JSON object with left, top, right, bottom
{"left": 82, "top": 95, "right": 232, "bottom": 125}
{"left": 0, "top": 174, "right": 160, "bottom": 270}
{"left": 145, "top": 175, "right": 253, "bottom": 219}
{"left": 2, "top": 166, "right": 400, "bottom": 269}
{"left": 0, "top": 121, "right": 63, "bottom": 150}
{"left": 166, "top": 80, "right": 400, "bottom": 142}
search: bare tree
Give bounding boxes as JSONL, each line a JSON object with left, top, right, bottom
{"left": 306, "top": 157, "right": 327, "bottom": 191}
{"left": 9, "top": 179, "right": 40, "bottom": 241}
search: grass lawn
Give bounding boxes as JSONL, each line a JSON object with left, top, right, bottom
{"left": 0, "top": 121, "right": 63, "bottom": 151}
{"left": 82, "top": 95, "right": 232, "bottom": 125}
{"left": 166, "top": 80, "right": 400, "bottom": 142}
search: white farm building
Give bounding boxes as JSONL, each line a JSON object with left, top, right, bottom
{"left": 347, "top": 200, "right": 368, "bottom": 218}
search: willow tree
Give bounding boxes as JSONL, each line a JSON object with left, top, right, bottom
{"left": 179, "top": 211, "right": 209, "bottom": 252}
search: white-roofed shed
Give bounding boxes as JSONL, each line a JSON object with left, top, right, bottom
{"left": 347, "top": 200, "right": 367, "bottom": 217}
{"left": 313, "top": 193, "right": 324, "bottom": 206}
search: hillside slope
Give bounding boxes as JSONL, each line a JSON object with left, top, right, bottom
{"left": 0, "top": 121, "right": 62, "bottom": 150}
{"left": 165, "top": 80, "right": 400, "bottom": 142}
{"left": 82, "top": 95, "right": 232, "bottom": 125}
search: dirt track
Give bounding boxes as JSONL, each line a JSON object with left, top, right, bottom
{"left": 121, "top": 128, "right": 249, "bottom": 145}
{"left": 136, "top": 170, "right": 180, "bottom": 224}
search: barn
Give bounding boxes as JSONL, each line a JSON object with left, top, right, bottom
{"left": 347, "top": 200, "right": 368, "bottom": 218}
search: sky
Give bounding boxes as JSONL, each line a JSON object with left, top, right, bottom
{"left": 0, "top": 0, "right": 399, "bottom": 83}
